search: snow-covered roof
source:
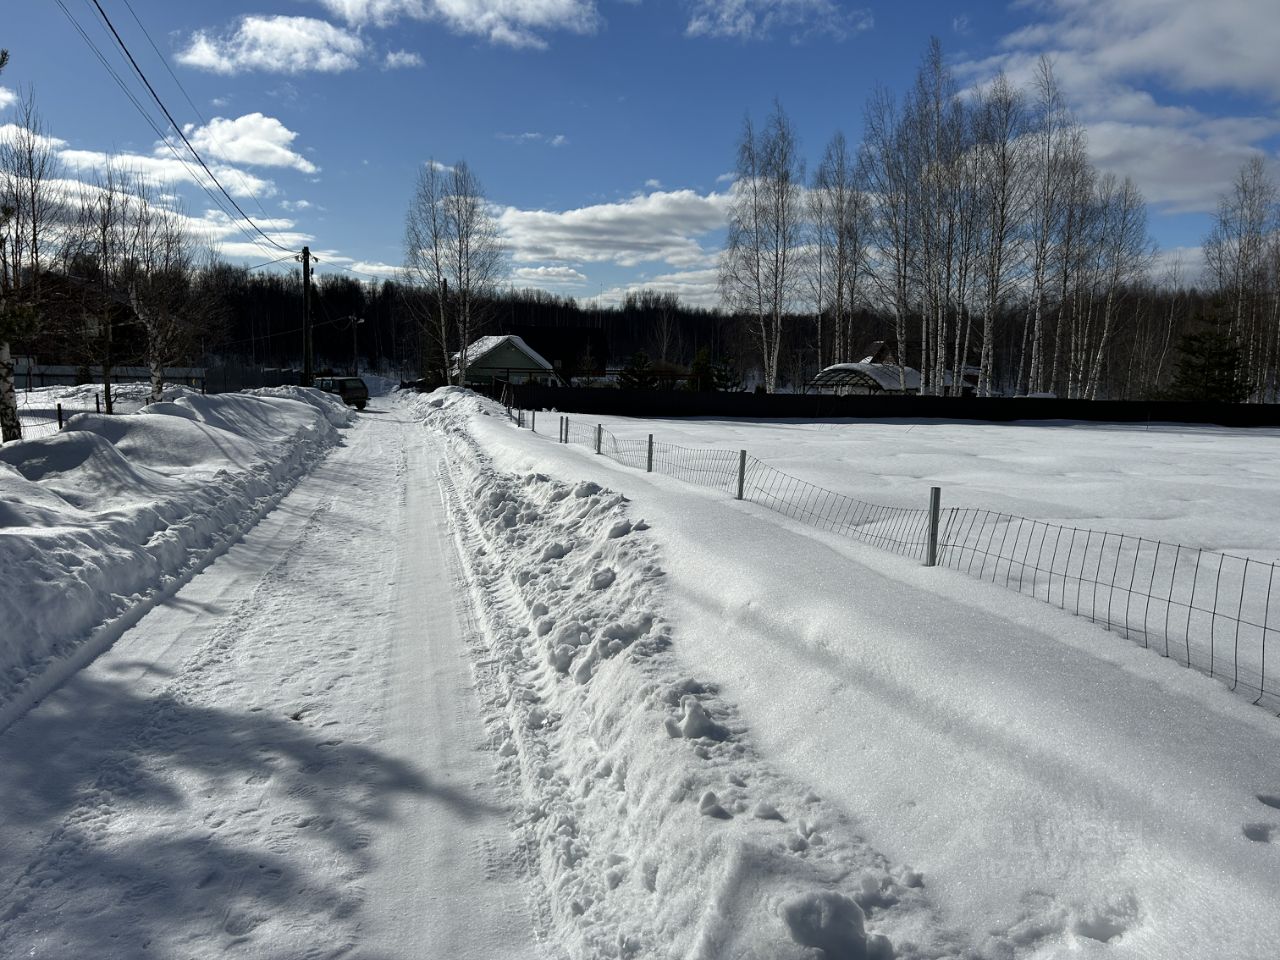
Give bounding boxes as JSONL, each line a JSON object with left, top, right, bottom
{"left": 452, "top": 334, "right": 554, "bottom": 373}
{"left": 811, "top": 362, "right": 922, "bottom": 392}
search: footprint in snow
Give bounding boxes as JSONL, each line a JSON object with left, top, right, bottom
{"left": 1243, "top": 823, "right": 1276, "bottom": 843}
{"left": 1258, "top": 794, "right": 1280, "bottom": 810}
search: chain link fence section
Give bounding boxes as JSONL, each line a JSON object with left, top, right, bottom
{"left": 508, "top": 402, "right": 1278, "bottom": 713}
{"left": 15, "top": 392, "right": 100, "bottom": 440}
{"left": 744, "top": 459, "right": 932, "bottom": 559}
{"left": 937, "top": 510, "right": 1279, "bottom": 710}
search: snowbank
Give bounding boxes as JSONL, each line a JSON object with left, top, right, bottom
{"left": 452, "top": 392, "right": 1280, "bottom": 959}
{"left": 0, "top": 390, "right": 347, "bottom": 731}
{"left": 414, "top": 388, "right": 928, "bottom": 959}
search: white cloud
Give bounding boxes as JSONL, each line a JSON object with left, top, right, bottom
{"left": 645, "top": 178, "right": 663, "bottom": 189}
{"left": 0, "top": 87, "right": 17, "bottom": 111}
{"left": 0, "top": 124, "right": 68, "bottom": 152}
{"left": 959, "top": 0, "right": 1280, "bottom": 216}
{"left": 597, "top": 268, "right": 721, "bottom": 308}
{"left": 512, "top": 265, "right": 588, "bottom": 285}
{"left": 57, "top": 148, "right": 278, "bottom": 199}
{"left": 384, "top": 49, "right": 425, "bottom": 69}
{"left": 182, "top": 113, "right": 319, "bottom": 174}
{"left": 1083, "top": 117, "right": 1280, "bottom": 213}
{"left": 686, "top": 0, "right": 872, "bottom": 43}
{"left": 497, "top": 189, "right": 730, "bottom": 269}
{"left": 1000, "top": 0, "right": 1280, "bottom": 99}
{"left": 280, "top": 199, "right": 315, "bottom": 211}
{"left": 177, "top": 16, "right": 365, "bottom": 75}
{"left": 316, "top": 0, "right": 598, "bottom": 49}
{"left": 497, "top": 131, "right": 569, "bottom": 147}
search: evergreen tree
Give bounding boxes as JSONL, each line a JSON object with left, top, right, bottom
{"left": 1166, "top": 323, "right": 1249, "bottom": 403}
{"left": 619, "top": 351, "right": 658, "bottom": 390}
{"left": 686, "top": 346, "right": 715, "bottom": 391}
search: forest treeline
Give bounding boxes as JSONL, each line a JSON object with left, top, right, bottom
{"left": 3, "top": 38, "right": 1280, "bottom": 443}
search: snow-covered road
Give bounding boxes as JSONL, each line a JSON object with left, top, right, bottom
{"left": 0, "top": 399, "right": 548, "bottom": 959}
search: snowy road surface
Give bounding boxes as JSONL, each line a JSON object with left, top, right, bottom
{"left": 0, "top": 398, "right": 549, "bottom": 959}
{"left": 5, "top": 388, "right": 1280, "bottom": 959}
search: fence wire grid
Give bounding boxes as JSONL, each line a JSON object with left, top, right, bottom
{"left": 508, "top": 400, "right": 1280, "bottom": 714}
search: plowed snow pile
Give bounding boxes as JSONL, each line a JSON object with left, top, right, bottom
{"left": 0, "top": 390, "right": 351, "bottom": 729}
{"left": 418, "top": 388, "right": 1280, "bottom": 960}
{"left": 418, "top": 387, "right": 948, "bottom": 959}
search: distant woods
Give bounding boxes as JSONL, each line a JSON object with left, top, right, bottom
{"left": 718, "top": 39, "right": 1280, "bottom": 401}
{"left": 4, "top": 35, "right": 1280, "bottom": 435}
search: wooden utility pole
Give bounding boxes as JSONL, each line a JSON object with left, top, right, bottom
{"left": 301, "top": 245, "right": 313, "bottom": 386}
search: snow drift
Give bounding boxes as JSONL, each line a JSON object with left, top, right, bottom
{"left": 0, "top": 389, "right": 352, "bottom": 731}
{"left": 416, "top": 387, "right": 931, "bottom": 959}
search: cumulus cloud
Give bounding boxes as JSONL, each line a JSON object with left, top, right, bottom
{"left": 0, "top": 124, "right": 68, "bottom": 152}
{"left": 497, "top": 189, "right": 730, "bottom": 269}
{"left": 1000, "top": 0, "right": 1280, "bottom": 98}
{"left": 686, "top": 0, "right": 872, "bottom": 43}
{"left": 280, "top": 199, "right": 315, "bottom": 211}
{"left": 0, "top": 87, "right": 16, "bottom": 111}
{"left": 319, "top": 0, "right": 429, "bottom": 27}
{"left": 182, "top": 113, "right": 319, "bottom": 174}
{"left": 597, "top": 268, "right": 721, "bottom": 308}
{"left": 512, "top": 265, "right": 588, "bottom": 285}
{"left": 959, "top": 0, "right": 1280, "bottom": 216}
{"left": 383, "top": 49, "right": 425, "bottom": 68}
{"left": 317, "top": 0, "right": 598, "bottom": 49}
{"left": 177, "top": 16, "right": 365, "bottom": 74}
{"left": 57, "top": 148, "right": 278, "bottom": 199}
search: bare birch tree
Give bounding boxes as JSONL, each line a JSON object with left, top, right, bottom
{"left": 0, "top": 86, "right": 61, "bottom": 441}
{"left": 861, "top": 87, "right": 917, "bottom": 390}
{"left": 443, "top": 161, "right": 505, "bottom": 385}
{"left": 403, "top": 160, "right": 505, "bottom": 385}
{"left": 720, "top": 102, "right": 804, "bottom": 392}
{"left": 971, "top": 71, "right": 1028, "bottom": 396}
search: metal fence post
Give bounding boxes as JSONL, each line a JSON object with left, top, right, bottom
{"left": 925, "top": 486, "right": 942, "bottom": 567}
{"left": 647, "top": 434, "right": 654, "bottom": 473}
{"left": 736, "top": 450, "right": 746, "bottom": 500}
{"left": 531, "top": 410, "right": 536, "bottom": 433}
{"left": 95, "top": 393, "right": 101, "bottom": 414}
{"left": 57, "top": 403, "right": 63, "bottom": 430}
{"left": 595, "top": 424, "right": 602, "bottom": 454}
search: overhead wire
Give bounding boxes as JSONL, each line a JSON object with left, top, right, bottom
{"left": 82, "top": 0, "right": 294, "bottom": 253}
{"left": 52, "top": 0, "right": 286, "bottom": 264}
{"left": 114, "top": 0, "right": 277, "bottom": 223}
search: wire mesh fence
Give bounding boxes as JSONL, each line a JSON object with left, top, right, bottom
{"left": 512, "top": 405, "right": 1280, "bottom": 713}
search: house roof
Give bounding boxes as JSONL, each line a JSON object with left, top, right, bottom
{"left": 452, "top": 334, "right": 555, "bottom": 373}
{"left": 812, "top": 362, "right": 923, "bottom": 392}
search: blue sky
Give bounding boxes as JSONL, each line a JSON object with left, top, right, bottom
{"left": 3, "top": 0, "right": 1278, "bottom": 305}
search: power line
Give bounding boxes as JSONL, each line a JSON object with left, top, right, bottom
{"left": 114, "top": 0, "right": 276, "bottom": 223}
{"left": 52, "top": 0, "right": 286, "bottom": 264}
{"left": 244, "top": 253, "right": 299, "bottom": 271}
{"left": 84, "top": 0, "right": 293, "bottom": 254}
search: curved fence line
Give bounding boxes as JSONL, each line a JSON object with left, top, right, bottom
{"left": 502, "top": 397, "right": 1279, "bottom": 713}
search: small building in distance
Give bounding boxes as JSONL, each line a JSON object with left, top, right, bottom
{"left": 453, "top": 334, "right": 563, "bottom": 387}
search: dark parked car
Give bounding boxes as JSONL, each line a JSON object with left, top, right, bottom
{"left": 315, "top": 376, "right": 369, "bottom": 410}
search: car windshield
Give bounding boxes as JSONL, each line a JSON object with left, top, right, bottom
{"left": 339, "top": 379, "right": 366, "bottom": 390}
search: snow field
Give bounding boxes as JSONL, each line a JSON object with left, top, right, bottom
{"left": 557, "top": 414, "right": 1280, "bottom": 561}
{"left": 0, "top": 389, "right": 353, "bottom": 732}
{"left": 422, "top": 389, "right": 934, "bottom": 960}
{"left": 460, "top": 395, "right": 1280, "bottom": 958}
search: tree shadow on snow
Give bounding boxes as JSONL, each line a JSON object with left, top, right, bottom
{"left": 0, "top": 671, "right": 502, "bottom": 959}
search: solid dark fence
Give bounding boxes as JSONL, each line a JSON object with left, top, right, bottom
{"left": 507, "top": 384, "right": 1280, "bottom": 428}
